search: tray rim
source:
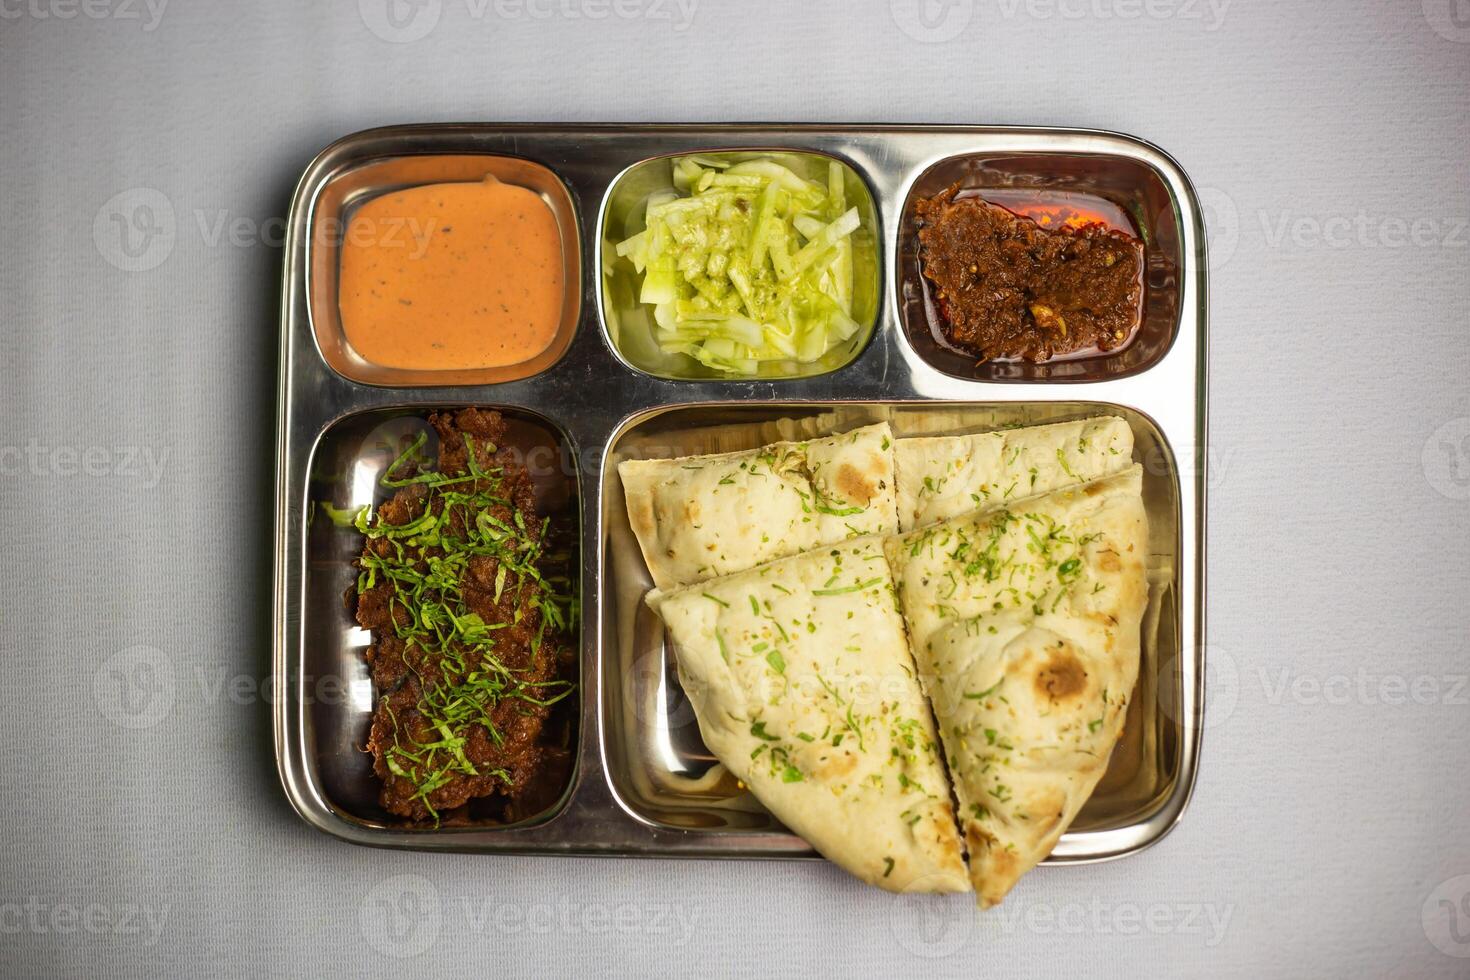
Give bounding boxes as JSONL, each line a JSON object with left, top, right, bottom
{"left": 271, "top": 122, "right": 1208, "bottom": 865}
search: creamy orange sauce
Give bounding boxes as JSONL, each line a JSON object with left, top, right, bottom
{"left": 339, "top": 175, "right": 564, "bottom": 371}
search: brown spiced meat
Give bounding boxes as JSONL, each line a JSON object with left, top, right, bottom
{"left": 354, "top": 407, "right": 575, "bottom": 825}
{"left": 915, "top": 185, "right": 1144, "bottom": 362}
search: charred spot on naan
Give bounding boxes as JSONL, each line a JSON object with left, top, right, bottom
{"left": 625, "top": 490, "right": 656, "bottom": 537}
{"left": 927, "top": 806, "right": 969, "bottom": 871}
{"left": 833, "top": 463, "right": 875, "bottom": 505}
{"left": 811, "top": 749, "right": 860, "bottom": 782}
{"left": 1033, "top": 642, "right": 1089, "bottom": 702}
{"left": 1026, "top": 786, "right": 1070, "bottom": 836}
{"left": 965, "top": 823, "right": 996, "bottom": 859}
{"left": 981, "top": 840, "right": 1017, "bottom": 875}
{"left": 1033, "top": 808, "right": 1065, "bottom": 840}
{"left": 932, "top": 799, "right": 960, "bottom": 835}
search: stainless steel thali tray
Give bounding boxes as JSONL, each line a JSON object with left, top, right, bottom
{"left": 272, "top": 123, "right": 1208, "bottom": 863}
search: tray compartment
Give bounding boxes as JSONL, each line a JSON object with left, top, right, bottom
{"left": 597, "top": 149, "right": 882, "bottom": 382}
{"left": 297, "top": 405, "right": 582, "bottom": 834}
{"left": 896, "top": 150, "right": 1184, "bottom": 383}
{"left": 307, "top": 154, "right": 582, "bottom": 388}
{"left": 600, "top": 402, "right": 1187, "bottom": 855}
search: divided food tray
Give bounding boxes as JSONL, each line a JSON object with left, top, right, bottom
{"left": 272, "top": 124, "right": 1208, "bottom": 863}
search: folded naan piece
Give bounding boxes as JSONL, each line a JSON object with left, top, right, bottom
{"left": 620, "top": 422, "right": 898, "bottom": 590}
{"left": 894, "top": 416, "right": 1133, "bottom": 532}
{"left": 885, "top": 466, "right": 1149, "bottom": 906}
{"left": 649, "top": 537, "right": 969, "bottom": 893}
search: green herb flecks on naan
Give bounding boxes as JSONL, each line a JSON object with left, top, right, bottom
{"left": 620, "top": 422, "right": 898, "bottom": 590}
{"left": 650, "top": 537, "right": 968, "bottom": 893}
{"left": 894, "top": 416, "right": 1133, "bottom": 532}
{"left": 885, "top": 466, "right": 1148, "bottom": 906}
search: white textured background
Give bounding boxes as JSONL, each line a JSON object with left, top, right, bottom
{"left": 2, "top": 0, "right": 1469, "bottom": 976}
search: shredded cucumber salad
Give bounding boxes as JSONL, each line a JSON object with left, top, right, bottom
{"left": 614, "top": 154, "right": 866, "bottom": 376}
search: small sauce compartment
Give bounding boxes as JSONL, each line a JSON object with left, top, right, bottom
{"left": 898, "top": 151, "right": 1184, "bottom": 383}
{"left": 308, "top": 155, "right": 581, "bottom": 387}
{"left": 300, "top": 406, "right": 582, "bottom": 831}
{"left": 597, "top": 149, "right": 882, "bottom": 381}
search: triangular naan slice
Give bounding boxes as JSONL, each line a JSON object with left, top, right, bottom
{"left": 894, "top": 416, "right": 1133, "bottom": 531}
{"left": 649, "top": 537, "right": 969, "bottom": 893}
{"left": 621, "top": 422, "right": 898, "bottom": 590}
{"left": 884, "top": 466, "right": 1149, "bottom": 906}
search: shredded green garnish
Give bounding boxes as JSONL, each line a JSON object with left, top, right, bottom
{"left": 966, "top": 679, "right": 1003, "bottom": 701}
{"left": 356, "top": 429, "right": 575, "bottom": 823}
{"left": 812, "top": 577, "right": 883, "bottom": 596}
{"left": 317, "top": 501, "right": 367, "bottom": 528}
{"left": 750, "top": 720, "right": 779, "bottom": 742}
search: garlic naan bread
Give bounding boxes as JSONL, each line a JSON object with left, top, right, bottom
{"left": 649, "top": 537, "right": 969, "bottom": 893}
{"left": 620, "top": 422, "right": 898, "bottom": 590}
{"left": 894, "top": 416, "right": 1133, "bottom": 532}
{"left": 885, "top": 466, "right": 1149, "bottom": 906}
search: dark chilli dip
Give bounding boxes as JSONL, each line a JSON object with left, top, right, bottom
{"left": 915, "top": 184, "right": 1144, "bottom": 363}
